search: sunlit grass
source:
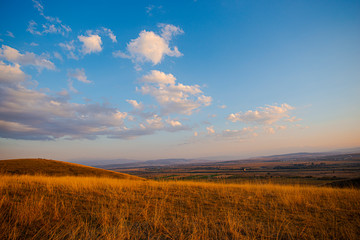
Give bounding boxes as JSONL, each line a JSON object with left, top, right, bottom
{"left": 1, "top": 175, "right": 359, "bottom": 239}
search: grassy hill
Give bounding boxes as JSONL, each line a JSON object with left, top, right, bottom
{"left": 0, "top": 158, "right": 359, "bottom": 239}
{"left": 0, "top": 158, "right": 143, "bottom": 180}
{"left": 1, "top": 175, "right": 359, "bottom": 239}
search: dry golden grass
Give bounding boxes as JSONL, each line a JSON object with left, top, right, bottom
{"left": 1, "top": 175, "right": 359, "bottom": 240}
{"left": 0, "top": 159, "right": 142, "bottom": 180}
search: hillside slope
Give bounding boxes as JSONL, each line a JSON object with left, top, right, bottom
{"left": 0, "top": 175, "right": 359, "bottom": 239}
{"left": 0, "top": 158, "right": 143, "bottom": 180}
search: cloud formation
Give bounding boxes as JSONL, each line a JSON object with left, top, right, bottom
{"left": 227, "top": 103, "right": 294, "bottom": 125}
{"left": 78, "top": 34, "right": 103, "bottom": 55}
{"left": 126, "top": 99, "right": 144, "bottom": 110}
{"left": 101, "top": 27, "right": 117, "bottom": 43}
{"left": 0, "top": 66, "right": 188, "bottom": 140}
{"left": 114, "top": 24, "right": 183, "bottom": 66}
{"left": 138, "top": 70, "right": 212, "bottom": 115}
{"left": 221, "top": 127, "right": 257, "bottom": 139}
{"left": 0, "top": 61, "right": 26, "bottom": 83}
{"left": 67, "top": 68, "right": 91, "bottom": 83}
{"left": 6, "top": 31, "right": 15, "bottom": 38}
{"left": 0, "top": 45, "right": 55, "bottom": 70}
{"left": 27, "top": 0, "right": 71, "bottom": 36}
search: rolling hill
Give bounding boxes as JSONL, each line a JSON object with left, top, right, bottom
{"left": 0, "top": 158, "right": 143, "bottom": 180}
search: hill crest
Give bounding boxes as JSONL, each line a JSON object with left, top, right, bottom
{"left": 0, "top": 158, "right": 143, "bottom": 180}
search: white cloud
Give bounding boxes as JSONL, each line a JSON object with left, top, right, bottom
{"left": 59, "top": 41, "right": 75, "bottom": 51}
{"left": 112, "top": 50, "right": 130, "bottom": 59}
{"left": 206, "top": 126, "right": 215, "bottom": 134}
{"left": 59, "top": 40, "right": 78, "bottom": 60}
{"left": 30, "top": 42, "right": 39, "bottom": 47}
{"left": 102, "top": 27, "right": 117, "bottom": 43}
{"left": 227, "top": 103, "right": 294, "bottom": 125}
{"left": 284, "top": 116, "right": 302, "bottom": 122}
{"left": 194, "top": 131, "right": 198, "bottom": 137}
{"left": 145, "top": 114, "right": 164, "bottom": 129}
{"left": 78, "top": 34, "right": 102, "bottom": 55}
{"left": 0, "top": 45, "right": 55, "bottom": 70}
{"left": 67, "top": 79, "right": 78, "bottom": 93}
{"left": 221, "top": 127, "right": 256, "bottom": 139}
{"left": 116, "top": 24, "right": 183, "bottom": 66}
{"left": 27, "top": 20, "right": 41, "bottom": 35}
{"left": 166, "top": 118, "right": 182, "bottom": 127}
{"left": 6, "top": 31, "right": 15, "bottom": 38}
{"left": 0, "top": 61, "right": 26, "bottom": 83}
{"left": 67, "top": 68, "right": 91, "bottom": 84}
{"left": 0, "top": 71, "right": 189, "bottom": 140}
{"left": 28, "top": 0, "right": 71, "bottom": 36}
{"left": 138, "top": 70, "right": 212, "bottom": 115}
{"left": 0, "top": 80, "right": 129, "bottom": 140}
{"left": 219, "top": 105, "right": 227, "bottom": 109}
{"left": 158, "top": 23, "right": 184, "bottom": 41}
{"left": 141, "top": 70, "right": 176, "bottom": 85}
{"left": 146, "top": 5, "right": 163, "bottom": 16}
{"left": 53, "top": 52, "right": 63, "bottom": 61}
{"left": 126, "top": 99, "right": 144, "bottom": 110}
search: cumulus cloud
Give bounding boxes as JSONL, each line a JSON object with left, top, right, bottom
{"left": 0, "top": 45, "right": 55, "bottom": 70}
{"left": 27, "top": 0, "right": 71, "bottom": 36}
{"left": 0, "top": 75, "right": 129, "bottom": 140}
{"left": 78, "top": 34, "right": 102, "bottom": 55}
{"left": 138, "top": 70, "right": 212, "bottom": 115}
{"left": 67, "top": 68, "right": 91, "bottom": 83}
{"left": 115, "top": 24, "right": 183, "bottom": 66}
{"left": 0, "top": 61, "right": 26, "bottom": 83}
{"left": 141, "top": 70, "right": 176, "bottom": 84}
{"left": 166, "top": 118, "right": 182, "bottom": 127}
{"left": 126, "top": 99, "right": 144, "bottom": 110}
{"left": 227, "top": 103, "right": 294, "bottom": 125}
{"left": 0, "top": 71, "right": 189, "bottom": 140}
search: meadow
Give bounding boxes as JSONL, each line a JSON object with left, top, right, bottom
{"left": 1, "top": 174, "right": 359, "bottom": 240}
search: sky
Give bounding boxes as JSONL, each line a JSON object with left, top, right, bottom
{"left": 0, "top": 0, "right": 359, "bottom": 161}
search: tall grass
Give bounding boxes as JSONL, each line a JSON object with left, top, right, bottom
{"left": 1, "top": 175, "right": 359, "bottom": 239}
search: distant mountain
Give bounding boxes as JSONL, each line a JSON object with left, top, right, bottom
{"left": 95, "top": 158, "right": 218, "bottom": 169}
{"left": 68, "top": 158, "right": 142, "bottom": 166}
{"left": 95, "top": 148, "right": 360, "bottom": 170}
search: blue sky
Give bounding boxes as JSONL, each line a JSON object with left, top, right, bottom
{"left": 0, "top": 0, "right": 359, "bottom": 161}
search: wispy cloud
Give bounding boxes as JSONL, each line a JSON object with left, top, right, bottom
{"left": 27, "top": 0, "right": 71, "bottom": 36}
{"left": 67, "top": 68, "right": 91, "bottom": 84}
{"left": 6, "top": 31, "right": 15, "bottom": 38}
{"left": 228, "top": 103, "right": 294, "bottom": 125}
